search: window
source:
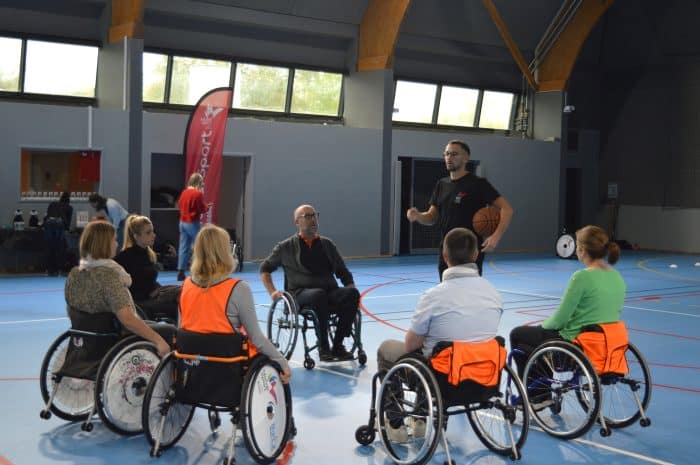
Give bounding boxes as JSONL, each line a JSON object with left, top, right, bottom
{"left": 478, "top": 90, "right": 514, "bottom": 130}
{"left": 290, "top": 69, "right": 342, "bottom": 116}
{"left": 143, "top": 52, "right": 168, "bottom": 103}
{"left": 437, "top": 86, "right": 479, "bottom": 127}
{"left": 170, "top": 56, "right": 231, "bottom": 105}
{"left": 0, "top": 36, "right": 22, "bottom": 92}
{"left": 20, "top": 149, "right": 100, "bottom": 201}
{"left": 233, "top": 63, "right": 289, "bottom": 112}
{"left": 24, "top": 40, "right": 98, "bottom": 97}
{"left": 392, "top": 81, "right": 437, "bottom": 123}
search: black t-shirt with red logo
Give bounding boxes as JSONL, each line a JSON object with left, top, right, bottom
{"left": 429, "top": 173, "right": 500, "bottom": 239}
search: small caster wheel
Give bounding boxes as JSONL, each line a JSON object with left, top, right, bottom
{"left": 303, "top": 358, "right": 315, "bottom": 370}
{"left": 355, "top": 425, "right": 375, "bottom": 445}
{"left": 208, "top": 409, "right": 221, "bottom": 432}
{"left": 81, "top": 422, "right": 93, "bottom": 432}
{"left": 600, "top": 427, "right": 611, "bottom": 437}
{"left": 39, "top": 410, "right": 51, "bottom": 420}
{"left": 640, "top": 418, "right": 651, "bottom": 427}
{"left": 358, "top": 351, "right": 367, "bottom": 366}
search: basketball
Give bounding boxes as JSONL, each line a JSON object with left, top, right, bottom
{"left": 472, "top": 206, "right": 500, "bottom": 237}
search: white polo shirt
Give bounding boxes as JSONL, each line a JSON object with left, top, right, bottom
{"left": 410, "top": 264, "right": 503, "bottom": 357}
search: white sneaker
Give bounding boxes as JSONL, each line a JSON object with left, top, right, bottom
{"left": 386, "top": 423, "right": 409, "bottom": 443}
{"left": 408, "top": 417, "right": 426, "bottom": 438}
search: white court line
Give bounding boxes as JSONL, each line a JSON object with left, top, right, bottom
{"left": 0, "top": 317, "right": 68, "bottom": 325}
{"left": 573, "top": 437, "right": 675, "bottom": 465}
{"left": 288, "top": 359, "right": 359, "bottom": 380}
{"left": 624, "top": 305, "right": 700, "bottom": 318}
{"left": 362, "top": 293, "right": 421, "bottom": 300}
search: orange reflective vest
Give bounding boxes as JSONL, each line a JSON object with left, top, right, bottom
{"left": 573, "top": 321, "right": 628, "bottom": 375}
{"left": 179, "top": 277, "right": 258, "bottom": 357}
{"left": 430, "top": 339, "right": 506, "bottom": 387}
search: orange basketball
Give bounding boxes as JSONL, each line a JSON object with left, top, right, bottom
{"left": 472, "top": 206, "right": 500, "bottom": 237}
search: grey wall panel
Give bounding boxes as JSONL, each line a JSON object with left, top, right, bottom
{"left": 0, "top": 102, "right": 129, "bottom": 226}
{"left": 143, "top": 112, "right": 383, "bottom": 259}
{"left": 392, "top": 129, "right": 561, "bottom": 252}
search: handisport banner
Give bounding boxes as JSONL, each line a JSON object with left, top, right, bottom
{"left": 183, "top": 87, "right": 233, "bottom": 225}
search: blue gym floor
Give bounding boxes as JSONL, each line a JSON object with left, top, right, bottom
{"left": 0, "top": 251, "right": 698, "bottom": 465}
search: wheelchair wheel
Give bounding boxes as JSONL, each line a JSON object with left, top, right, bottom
{"left": 232, "top": 242, "right": 243, "bottom": 272}
{"left": 523, "top": 341, "right": 601, "bottom": 439}
{"left": 142, "top": 354, "right": 195, "bottom": 451}
{"left": 266, "top": 292, "right": 299, "bottom": 360}
{"left": 599, "top": 342, "right": 651, "bottom": 429}
{"left": 467, "top": 363, "right": 529, "bottom": 458}
{"left": 95, "top": 336, "right": 160, "bottom": 435}
{"left": 377, "top": 358, "right": 443, "bottom": 465}
{"left": 39, "top": 331, "right": 95, "bottom": 422}
{"left": 241, "top": 356, "right": 293, "bottom": 464}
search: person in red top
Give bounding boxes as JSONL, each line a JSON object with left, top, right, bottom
{"left": 177, "top": 172, "right": 208, "bottom": 281}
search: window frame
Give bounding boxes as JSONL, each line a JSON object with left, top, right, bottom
{"left": 0, "top": 33, "right": 99, "bottom": 104}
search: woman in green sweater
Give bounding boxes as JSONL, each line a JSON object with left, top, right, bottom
{"left": 509, "top": 225, "right": 625, "bottom": 377}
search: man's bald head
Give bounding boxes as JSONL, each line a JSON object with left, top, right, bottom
{"left": 294, "top": 204, "right": 319, "bottom": 238}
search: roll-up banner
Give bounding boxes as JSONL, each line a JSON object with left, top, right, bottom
{"left": 183, "top": 87, "right": 233, "bottom": 225}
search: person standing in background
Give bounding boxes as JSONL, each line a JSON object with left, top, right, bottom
{"left": 177, "top": 173, "right": 208, "bottom": 281}
{"left": 89, "top": 193, "right": 128, "bottom": 250}
{"left": 44, "top": 191, "right": 73, "bottom": 276}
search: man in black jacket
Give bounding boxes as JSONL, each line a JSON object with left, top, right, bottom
{"left": 260, "top": 204, "right": 358, "bottom": 361}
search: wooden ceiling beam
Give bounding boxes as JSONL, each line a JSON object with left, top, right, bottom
{"left": 357, "top": 0, "right": 411, "bottom": 72}
{"left": 535, "top": 0, "right": 614, "bottom": 92}
{"left": 482, "top": 0, "right": 538, "bottom": 91}
{"left": 108, "top": 0, "right": 145, "bottom": 43}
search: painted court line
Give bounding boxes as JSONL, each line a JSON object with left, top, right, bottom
{"left": 0, "top": 317, "right": 68, "bottom": 325}
{"left": 624, "top": 305, "right": 700, "bottom": 318}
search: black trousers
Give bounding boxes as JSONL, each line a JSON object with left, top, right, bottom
{"left": 135, "top": 285, "right": 181, "bottom": 323}
{"left": 43, "top": 219, "right": 66, "bottom": 274}
{"left": 294, "top": 287, "right": 359, "bottom": 349}
{"left": 509, "top": 325, "right": 562, "bottom": 378}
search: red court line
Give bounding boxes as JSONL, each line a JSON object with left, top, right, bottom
{"left": 628, "top": 327, "right": 700, "bottom": 341}
{"left": 359, "top": 279, "right": 409, "bottom": 332}
{"left": 653, "top": 383, "right": 700, "bottom": 394}
{"left": 647, "top": 362, "right": 700, "bottom": 370}
{"left": 0, "top": 455, "right": 15, "bottom": 465}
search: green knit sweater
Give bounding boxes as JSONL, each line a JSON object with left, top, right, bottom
{"left": 542, "top": 268, "right": 626, "bottom": 340}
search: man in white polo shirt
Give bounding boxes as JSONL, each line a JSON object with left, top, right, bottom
{"left": 376, "top": 227, "right": 503, "bottom": 441}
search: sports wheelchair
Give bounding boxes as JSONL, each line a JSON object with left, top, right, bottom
{"left": 355, "top": 337, "right": 529, "bottom": 464}
{"left": 521, "top": 321, "right": 651, "bottom": 439}
{"left": 39, "top": 311, "right": 174, "bottom": 435}
{"left": 267, "top": 290, "right": 367, "bottom": 369}
{"left": 141, "top": 329, "right": 294, "bottom": 465}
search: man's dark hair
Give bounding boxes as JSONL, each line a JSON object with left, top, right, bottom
{"left": 447, "top": 139, "right": 471, "bottom": 155}
{"left": 443, "top": 227, "right": 477, "bottom": 265}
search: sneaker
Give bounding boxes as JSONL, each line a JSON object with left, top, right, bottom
{"left": 318, "top": 347, "right": 334, "bottom": 362}
{"left": 331, "top": 345, "right": 354, "bottom": 361}
{"left": 408, "top": 417, "right": 426, "bottom": 438}
{"left": 177, "top": 270, "right": 186, "bottom": 281}
{"left": 385, "top": 423, "right": 409, "bottom": 443}
{"left": 529, "top": 398, "right": 555, "bottom": 412}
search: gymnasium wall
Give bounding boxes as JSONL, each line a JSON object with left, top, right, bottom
{"left": 392, "top": 130, "right": 561, "bottom": 252}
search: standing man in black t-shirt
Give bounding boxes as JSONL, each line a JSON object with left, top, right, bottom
{"left": 406, "top": 140, "right": 514, "bottom": 278}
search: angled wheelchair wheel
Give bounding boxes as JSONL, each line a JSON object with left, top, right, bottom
{"left": 266, "top": 292, "right": 299, "bottom": 360}
{"left": 95, "top": 336, "right": 161, "bottom": 435}
{"left": 241, "top": 356, "right": 293, "bottom": 464}
{"left": 377, "top": 358, "right": 443, "bottom": 465}
{"left": 523, "top": 341, "right": 600, "bottom": 440}
{"left": 142, "top": 354, "right": 195, "bottom": 451}
{"left": 599, "top": 343, "right": 651, "bottom": 429}
{"left": 39, "top": 331, "right": 95, "bottom": 422}
{"left": 467, "top": 363, "right": 529, "bottom": 458}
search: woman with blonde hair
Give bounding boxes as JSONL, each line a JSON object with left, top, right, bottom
{"left": 65, "top": 220, "right": 169, "bottom": 357}
{"left": 179, "top": 224, "right": 291, "bottom": 383}
{"left": 115, "top": 215, "right": 180, "bottom": 322}
{"left": 509, "top": 225, "right": 625, "bottom": 378}
{"left": 177, "top": 172, "right": 208, "bottom": 281}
